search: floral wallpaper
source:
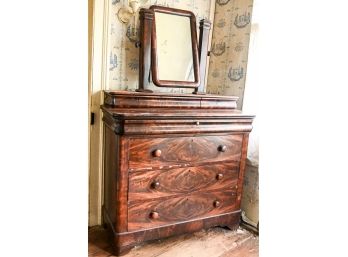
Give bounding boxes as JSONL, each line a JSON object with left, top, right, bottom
{"left": 107, "top": 0, "right": 253, "bottom": 104}
{"left": 206, "top": 0, "right": 254, "bottom": 109}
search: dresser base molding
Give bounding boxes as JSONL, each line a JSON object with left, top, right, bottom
{"left": 103, "top": 206, "right": 241, "bottom": 255}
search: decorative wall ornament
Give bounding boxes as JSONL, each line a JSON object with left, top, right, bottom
{"left": 153, "top": 0, "right": 171, "bottom": 7}
{"left": 234, "top": 12, "right": 251, "bottom": 28}
{"left": 126, "top": 23, "right": 139, "bottom": 42}
{"left": 109, "top": 52, "right": 118, "bottom": 71}
{"left": 228, "top": 66, "right": 244, "bottom": 82}
{"left": 211, "top": 42, "right": 226, "bottom": 56}
{"left": 212, "top": 69, "right": 220, "bottom": 78}
{"left": 118, "top": 0, "right": 148, "bottom": 24}
{"left": 216, "top": 0, "right": 231, "bottom": 6}
{"left": 216, "top": 19, "right": 226, "bottom": 28}
{"left": 128, "top": 59, "right": 139, "bottom": 70}
{"left": 234, "top": 42, "right": 244, "bottom": 52}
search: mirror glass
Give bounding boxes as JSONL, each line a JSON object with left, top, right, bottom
{"left": 154, "top": 12, "right": 194, "bottom": 82}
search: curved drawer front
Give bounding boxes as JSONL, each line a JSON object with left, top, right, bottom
{"left": 128, "top": 190, "right": 238, "bottom": 231}
{"left": 128, "top": 163, "right": 239, "bottom": 201}
{"left": 128, "top": 135, "right": 243, "bottom": 171}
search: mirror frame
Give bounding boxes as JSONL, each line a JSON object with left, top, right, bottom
{"left": 150, "top": 5, "right": 200, "bottom": 88}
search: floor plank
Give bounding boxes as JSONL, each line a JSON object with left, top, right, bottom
{"left": 88, "top": 226, "right": 258, "bottom": 257}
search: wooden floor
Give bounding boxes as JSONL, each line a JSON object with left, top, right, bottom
{"left": 88, "top": 226, "right": 258, "bottom": 257}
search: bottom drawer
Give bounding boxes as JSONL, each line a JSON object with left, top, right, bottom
{"left": 128, "top": 190, "right": 238, "bottom": 231}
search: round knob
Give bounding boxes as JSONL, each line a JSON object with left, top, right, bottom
{"left": 213, "top": 200, "right": 221, "bottom": 208}
{"left": 149, "top": 211, "right": 159, "bottom": 219}
{"left": 218, "top": 145, "right": 227, "bottom": 152}
{"left": 153, "top": 149, "right": 162, "bottom": 157}
{"left": 216, "top": 173, "right": 224, "bottom": 180}
{"left": 151, "top": 181, "right": 160, "bottom": 189}
{"left": 196, "top": 121, "right": 200, "bottom": 125}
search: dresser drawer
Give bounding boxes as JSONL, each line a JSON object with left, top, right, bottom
{"left": 128, "top": 190, "right": 238, "bottom": 231}
{"left": 128, "top": 135, "right": 243, "bottom": 171}
{"left": 128, "top": 163, "right": 239, "bottom": 201}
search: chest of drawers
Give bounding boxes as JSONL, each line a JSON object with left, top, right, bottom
{"left": 101, "top": 91, "right": 254, "bottom": 255}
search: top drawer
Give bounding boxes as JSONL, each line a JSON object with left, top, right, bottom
{"left": 128, "top": 135, "right": 243, "bottom": 171}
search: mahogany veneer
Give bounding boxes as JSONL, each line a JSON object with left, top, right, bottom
{"left": 101, "top": 91, "right": 254, "bottom": 255}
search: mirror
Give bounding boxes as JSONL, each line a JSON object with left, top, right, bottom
{"left": 155, "top": 13, "right": 194, "bottom": 82}
{"left": 150, "top": 6, "right": 200, "bottom": 88}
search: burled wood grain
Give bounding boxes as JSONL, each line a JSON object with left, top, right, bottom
{"left": 128, "top": 163, "right": 239, "bottom": 201}
{"left": 128, "top": 135, "right": 243, "bottom": 171}
{"left": 128, "top": 190, "right": 238, "bottom": 231}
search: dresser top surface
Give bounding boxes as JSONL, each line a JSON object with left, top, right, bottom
{"left": 102, "top": 90, "right": 248, "bottom": 112}
{"left": 104, "top": 90, "right": 239, "bottom": 100}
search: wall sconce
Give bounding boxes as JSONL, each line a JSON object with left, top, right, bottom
{"left": 118, "top": 0, "right": 147, "bottom": 24}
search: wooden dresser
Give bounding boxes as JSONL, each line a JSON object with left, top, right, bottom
{"left": 101, "top": 90, "right": 254, "bottom": 255}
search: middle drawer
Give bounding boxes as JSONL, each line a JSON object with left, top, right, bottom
{"left": 128, "top": 163, "right": 239, "bottom": 201}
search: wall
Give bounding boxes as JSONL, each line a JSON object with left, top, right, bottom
{"left": 206, "top": 0, "right": 254, "bottom": 109}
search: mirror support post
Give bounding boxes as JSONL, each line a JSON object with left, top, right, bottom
{"left": 194, "top": 19, "right": 211, "bottom": 95}
{"left": 137, "top": 8, "right": 153, "bottom": 93}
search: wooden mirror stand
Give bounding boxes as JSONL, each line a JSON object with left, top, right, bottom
{"left": 137, "top": 7, "right": 211, "bottom": 94}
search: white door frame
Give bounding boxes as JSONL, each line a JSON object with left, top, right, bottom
{"left": 88, "top": 0, "right": 110, "bottom": 226}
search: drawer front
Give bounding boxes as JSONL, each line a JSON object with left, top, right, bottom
{"left": 128, "top": 190, "right": 238, "bottom": 231}
{"left": 128, "top": 135, "right": 243, "bottom": 171}
{"left": 128, "top": 163, "right": 239, "bottom": 201}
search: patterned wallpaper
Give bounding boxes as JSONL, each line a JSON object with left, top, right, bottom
{"left": 206, "top": 0, "right": 254, "bottom": 109}
{"left": 107, "top": 0, "right": 253, "bottom": 105}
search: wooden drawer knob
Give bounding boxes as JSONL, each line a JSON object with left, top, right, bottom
{"left": 218, "top": 145, "right": 227, "bottom": 152}
{"left": 149, "top": 211, "right": 159, "bottom": 219}
{"left": 216, "top": 173, "right": 224, "bottom": 180}
{"left": 151, "top": 181, "right": 160, "bottom": 189}
{"left": 213, "top": 200, "right": 221, "bottom": 208}
{"left": 153, "top": 149, "right": 162, "bottom": 157}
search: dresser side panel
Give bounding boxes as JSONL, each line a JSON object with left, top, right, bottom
{"left": 115, "top": 136, "right": 130, "bottom": 232}
{"left": 236, "top": 134, "right": 250, "bottom": 209}
{"left": 103, "top": 126, "right": 129, "bottom": 233}
{"left": 103, "top": 126, "right": 118, "bottom": 228}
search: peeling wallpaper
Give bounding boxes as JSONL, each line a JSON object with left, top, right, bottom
{"left": 207, "top": 0, "right": 253, "bottom": 109}
{"left": 107, "top": 0, "right": 253, "bottom": 104}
